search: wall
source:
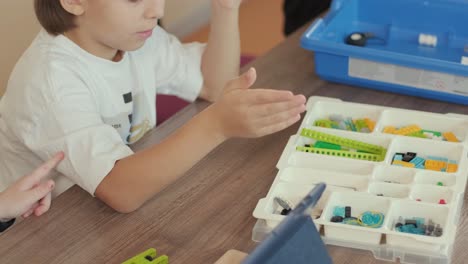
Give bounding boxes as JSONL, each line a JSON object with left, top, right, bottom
{"left": 0, "top": 0, "right": 211, "bottom": 97}
{"left": 0, "top": 2, "right": 40, "bottom": 97}
{"left": 164, "top": 0, "right": 211, "bottom": 38}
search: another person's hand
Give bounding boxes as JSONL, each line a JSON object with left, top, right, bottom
{"left": 209, "top": 67, "right": 306, "bottom": 139}
{"left": 0, "top": 152, "right": 64, "bottom": 220}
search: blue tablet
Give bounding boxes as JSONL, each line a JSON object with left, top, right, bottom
{"left": 243, "top": 183, "right": 332, "bottom": 264}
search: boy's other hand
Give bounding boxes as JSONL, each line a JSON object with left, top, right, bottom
{"left": 0, "top": 152, "right": 64, "bottom": 220}
{"left": 209, "top": 68, "right": 306, "bottom": 139}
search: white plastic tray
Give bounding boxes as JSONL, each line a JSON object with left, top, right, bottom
{"left": 252, "top": 96, "right": 468, "bottom": 264}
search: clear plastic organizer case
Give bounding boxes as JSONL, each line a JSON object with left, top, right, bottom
{"left": 252, "top": 96, "right": 468, "bottom": 264}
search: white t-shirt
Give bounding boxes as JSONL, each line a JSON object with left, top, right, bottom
{"left": 0, "top": 26, "right": 204, "bottom": 197}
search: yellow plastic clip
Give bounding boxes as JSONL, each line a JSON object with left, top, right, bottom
{"left": 392, "top": 160, "right": 415, "bottom": 168}
{"left": 382, "top": 126, "right": 396, "bottom": 134}
{"left": 364, "top": 118, "right": 375, "bottom": 131}
{"left": 122, "top": 248, "right": 169, "bottom": 264}
{"left": 442, "top": 132, "right": 459, "bottom": 142}
{"left": 394, "top": 125, "right": 422, "bottom": 136}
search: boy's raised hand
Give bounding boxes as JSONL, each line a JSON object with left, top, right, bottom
{"left": 210, "top": 68, "right": 306, "bottom": 139}
{"left": 0, "top": 152, "right": 64, "bottom": 220}
{"left": 214, "top": 0, "right": 245, "bottom": 9}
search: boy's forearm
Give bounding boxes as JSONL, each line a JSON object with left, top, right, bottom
{"left": 95, "top": 106, "right": 226, "bottom": 213}
{"left": 200, "top": 2, "right": 240, "bottom": 101}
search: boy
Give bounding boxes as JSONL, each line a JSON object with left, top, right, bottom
{"left": 0, "top": 153, "right": 64, "bottom": 232}
{"left": 0, "top": 0, "right": 306, "bottom": 213}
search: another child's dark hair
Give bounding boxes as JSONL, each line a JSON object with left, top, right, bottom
{"left": 34, "top": 0, "right": 76, "bottom": 35}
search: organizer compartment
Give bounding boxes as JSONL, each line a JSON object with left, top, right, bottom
{"left": 409, "top": 185, "right": 454, "bottom": 204}
{"left": 373, "top": 165, "right": 415, "bottom": 184}
{"left": 252, "top": 182, "right": 346, "bottom": 229}
{"left": 385, "top": 201, "right": 451, "bottom": 252}
{"left": 321, "top": 192, "right": 391, "bottom": 245}
{"left": 414, "top": 171, "right": 456, "bottom": 187}
{"left": 278, "top": 167, "right": 369, "bottom": 191}
{"left": 294, "top": 127, "right": 391, "bottom": 162}
{"left": 386, "top": 137, "right": 464, "bottom": 172}
{"left": 300, "top": 99, "right": 383, "bottom": 133}
{"left": 375, "top": 109, "right": 468, "bottom": 142}
{"left": 368, "top": 182, "right": 410, "bottom": 199}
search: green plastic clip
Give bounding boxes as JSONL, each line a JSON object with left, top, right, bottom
{"left": 422, "top": 129, "right": 442, "bottom": 137}
{"left": 408, "top": 131, "right": 427, "bottom": 138}
{"left": 314, "top": 141, "right": 341, "bottom": 150}
{"left": 298, "top": 129, "right": 387, "bottom": 161}
{"left": 314, "top": 119, "right": 333, "bottom": 128}
{"left": 122, "top": 248, "right": 169, "bottom": 264}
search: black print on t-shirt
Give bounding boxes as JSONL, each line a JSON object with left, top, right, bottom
{"left": 123, "top": 92, "right": 133, "bottom": 104}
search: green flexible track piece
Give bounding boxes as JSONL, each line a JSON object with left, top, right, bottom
{"left": 297, "top": 129, "right": 387, "bottom": 161}
{"left": 296, "top": 146, "right": 384, "bottom": 161}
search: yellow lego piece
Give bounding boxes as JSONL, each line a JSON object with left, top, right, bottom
{"left": 443, "top": 132, "right": 459, "bottom": 142}
{"left": 392, "top": 160, "right": 415, "bottom": 168}
{"left": 394, "top": 125, "right": 422, "bottom": 136}
{"left": 383, "top": 126, "right": 396, "bottom": 134}
{"left": 424, "top": 160, "right": 447, "bottom": 171}
{"left": 447, "top": 163, "right": 458, "bottom": 173}
{"left": 364, "top": 118, "right": 375, "bottom": 131}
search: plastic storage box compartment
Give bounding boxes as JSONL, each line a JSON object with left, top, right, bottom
{"left": 300, "top": 0, "right": 468, "bottom": 105}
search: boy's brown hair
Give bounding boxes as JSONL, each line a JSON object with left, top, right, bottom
{"left": 34, "top": 0, "right": 76, "bottom": 35}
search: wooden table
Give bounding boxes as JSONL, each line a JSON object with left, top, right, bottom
{"left": 1, "top": 25, "right": 467, "bottom": 264}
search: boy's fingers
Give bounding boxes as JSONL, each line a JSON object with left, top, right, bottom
{"left": 246, "top": 89, "right": 295, "bottom": 104}
{"left": 256, "top": 105, "right": 305, "bottom": 126}
{"left": 257, "top": 114, "right": 301, "bottom": 136}
{"left": 21, "top": 152, "right": 64, "bottom": 188}
{"left": 251, "top": 96, "right": 306, "bottom": 117}
{"left": 34, "top": 192, "right": 52, "bottom": 217}
{"left": 21, "top": 206, "right": 37, "bottom": 219}
{"left": 225, "top": 67, "right": 257, "bottom": 91}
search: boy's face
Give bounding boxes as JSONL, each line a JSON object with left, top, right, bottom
{"left": 72, "top": 0, "right": 164, "bottom": 55}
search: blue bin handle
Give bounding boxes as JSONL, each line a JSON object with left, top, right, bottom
{"left": 302, "top": 19, "right": 324, "bottom": 39}
{"left": 331, "top": 0, "right": 348, "bottom": 12}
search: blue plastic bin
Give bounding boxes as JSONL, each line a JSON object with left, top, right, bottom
{"left": 301, "top": 0, "right": 468, "bottom": 105}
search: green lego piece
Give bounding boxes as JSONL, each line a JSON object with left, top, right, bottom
{"left": 354, "top": 119, "right": 367, "bottom": 132}
{"left": 300, "top": 129, "right": 387, "bottom": 157}
{"left": 123, "top": 248, "right": 169, "bottom": 264}
{"left": 347, "top": 118, "right": 357, "bottom": 132}
{"left": 422, "top": 129, "right": 442, "bottom": 137}
{"left": 314, "top": 141, "right": 341, "bottom": 150}
{"left": 408, "top": 131, "right": 427, "bottom": 138}
{"left": 314, "top": 119, "right": 333, "bottom": 128}
{"left": 296, "top": 146, "right": 384, "bottom": 162}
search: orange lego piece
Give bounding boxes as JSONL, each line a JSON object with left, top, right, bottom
{"left": 424, "top": 160, "right": 447, "bottom": 171}
{"left": 442, "top": 132, "right": 459, "bottom": 142}
{"left": 364, "top": 118, "right": 375, "bottom": 131}
{"left": 447, "top": 163, "right": 458, "bottom": 173}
